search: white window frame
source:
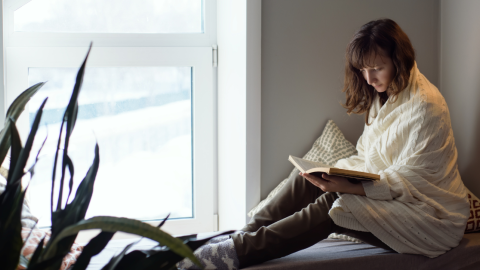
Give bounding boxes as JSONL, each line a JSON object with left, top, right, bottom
{"left": 3, "top": 0, "right": 217, "bottom": 240}
{"left": 3, "top": 0, "right": 217, "bottom": 47}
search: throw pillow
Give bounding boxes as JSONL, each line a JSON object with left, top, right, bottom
{"left": 248, "top": 120, "right": 358, "bottom": 217}
{"left": 18, "top": 228, "right": 83, "bottom": 270}
{"left": 466, "top": 187, "right": 480, "bottom": 233}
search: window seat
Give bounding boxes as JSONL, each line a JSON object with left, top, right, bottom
{"left": 85, "top": 233, "right": 480, "bottom": 270}
{"left": 244, "top": 233, "right": 480, "bottom": 270}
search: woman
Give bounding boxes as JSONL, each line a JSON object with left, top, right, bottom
{"left": 178, "top": 18, "right": 470, "bottom": 270}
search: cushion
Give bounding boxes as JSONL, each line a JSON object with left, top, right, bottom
{"left": 248, "top": 120, "right": 358, "bottom": 217}
{"left": 18, "top": 228, "right": 83, "bottom": 270}
{"left": 242, "top": 234, "right": 480, "bottom": 270}
{"left": 466, "top": 187, "right": 480, "bottom": 233}
{"left": 84, "top": 234, "right": 480, "bottom": 270}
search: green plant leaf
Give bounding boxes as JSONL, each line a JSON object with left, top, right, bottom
{"left": 0, "top": 82, "right": 45, "bottom": 167}
{"left": 53, "top": 143, "right": 99, "bottom": 236}
{"left": 64, "top": 155, "right": 75, "bottom": 204}
{"left": 27, "top": 253, "right": 69, "bottom": 270}
{"left": 21, "top": 220, "right": 38, "bottom": 250}
{"left": 27, "top": 134, "right": 48, "bottom": 179}
{"left": 70, "top": 232, "right": 114, "bottom": 270}
{"left": 0, "top": 187, "right": 27, "bottom": 270}
{"left": 42, "top": 216, "right": 203, "bottom": 267}
{"left": 43, "top": 143, "right": 100, "bottom": 270}
{"left": 101, "top": 241, "right": 138, "bottom": 270}
{"left": 132, "top": 230, "right": 235, "bottom": 270}
{"left": 9, "top": 98, "right": 48, "bottom": 188}
{"left": 5, "top": 82, "right": 46, "bottom": 120}
{"left": 28, "top": 237, "right": 45, "bottom": 267}
{"left": 157, "top": 213, "right": 170, "bottom": 228}
{"left": 0, "top": 99, "right": 47, "bottom": 270}
{"left": 113, "top": 250, "right": 148, "bottom": 270}
{"left": 129, "top": 250, "right": 177, "bottom": 270}
{"left": 6, "top": 117, "right": 23, "bottom": 186}
{"left": 53, "top": 43, "right": 91, "bottom": 217}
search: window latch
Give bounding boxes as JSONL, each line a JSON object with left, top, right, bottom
{"left": 213, "top": 45, "right": 218, "bottom": 67}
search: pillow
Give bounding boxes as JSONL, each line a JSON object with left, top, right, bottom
{"left": 18, "top": 228, "right": 83, "bottom": 270}
{"left": 466, "top": 187, "right": 480, "bottom": 233}
{"left": 248, "top": 120, "right": 358, "bottom": 217}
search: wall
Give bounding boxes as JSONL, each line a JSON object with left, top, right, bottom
{"left": 261, "top": 0, "right": 440, "bottom": 199}
{"left": 440, "top": 0, "right": 480, "bottom": 196}
{"left": 217, "top": 0, "right": 262, "bottom": 229}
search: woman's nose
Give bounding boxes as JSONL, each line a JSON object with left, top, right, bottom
{"left": 365, "top": 71, "right": 376, "bottom": 85}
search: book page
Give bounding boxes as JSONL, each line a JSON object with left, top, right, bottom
{"left": 288, "top": 155, "right": 331, "bottom": 172}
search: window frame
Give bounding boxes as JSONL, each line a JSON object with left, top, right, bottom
{"left": 3, "top": 0, "right": 218, "bottom": 240}
{"left": 3, "top": 0, "right": 216, "bottom": 47}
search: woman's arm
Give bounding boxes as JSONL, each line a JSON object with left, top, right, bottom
{"left": 300, "top": 172, "right": 366, "bottom": 196}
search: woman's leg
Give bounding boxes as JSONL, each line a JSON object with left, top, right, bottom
{"left": 242, "top": 173, "right": 325, "bottom": 233}
{"left": 232, "top": 191, "right": 339, "bottom": 268}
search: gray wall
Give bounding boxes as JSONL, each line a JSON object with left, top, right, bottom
{"left": 440, "top": 0, "right": 480, "bottom": 196}
{"left": 261, "top": 0, "right": 440, "bottom": 199}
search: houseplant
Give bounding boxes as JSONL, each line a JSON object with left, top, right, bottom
{"left": 0, "top": 44, "right": 229, "bottom": 270}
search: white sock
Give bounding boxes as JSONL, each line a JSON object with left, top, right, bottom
{"left": 177, "top": 239, "right": 240, "bottom": 270}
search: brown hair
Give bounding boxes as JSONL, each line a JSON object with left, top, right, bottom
{"left": 342, "top": 19, "right": 415, "bottom": 124}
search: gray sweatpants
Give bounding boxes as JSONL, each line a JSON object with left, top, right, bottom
{"left": 231, "top": 174, "right": 393, "bottom": 268}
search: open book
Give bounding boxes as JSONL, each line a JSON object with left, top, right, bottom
{"left": 288, "top": 155, "right": 380, "bottom": 181}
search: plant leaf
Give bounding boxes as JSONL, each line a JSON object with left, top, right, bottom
{"left": 57, "top": 143, "right": 99, "bottom": 232}
{"left": 26, "top": 253, "right": 69, "bottom": 270}
{"left": 0, "top": 100, "right": 47, "bottom": 269}
{"left": 42, "top": 216, "right": 203, "bottom": 267}
{"left": 9, "top": 98, "right": 48, "bottom": 187}
{"left": 157, "top": 213, "right": 170, "bottom": 228}
{"left": 28, "top": 237, "right": 45, "bottom": 267}
{"left": 64, "top": 155, "right": 75, "bottom": 205}
{"left": 27, "top": 133, "right": 48, "bottom": 179}
{"left": 113, "top": 250, "right": 148, "bottom": 270}
{"left": 101, "top": 241, "right": 137, "bottom": 270}
{"left": 0, "top": 82, "right": 45, "bottom": 166}
{"left": 134, "top": 230, "right": 235, "bottom": 270}
{"left": 53, "top": 43, "right": 91, "bottom": 217}
{"left": 70, "top": 232, "right": 115, "bottom": 270}
{"left": 21, "top": 220, "right": 39, "bottom": 249}
{"left": 0, "top": 187, "right": 27, "bottom": 270}
{"left": 7, "top": 117, "right": 23, "bottom": 186}
{"left": 43, "top": 143, "right": 100, "bottom": 270}
{"left": 6, "top": 82, "right": 46, "bottom": 120}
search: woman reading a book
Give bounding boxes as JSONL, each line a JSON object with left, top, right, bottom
{"left": 178, "top": 19, "right": 469, "bottom": 270}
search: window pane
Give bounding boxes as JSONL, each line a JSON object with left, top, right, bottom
{"left": 26, "top": 67, "right": 193, "bottom": 227}
{"left": 15, "top": 0, "right": 203, "bottom": 33}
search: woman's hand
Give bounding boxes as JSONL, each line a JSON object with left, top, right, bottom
{"left": 299, "top": 172, "right": 366, "bottom": 196}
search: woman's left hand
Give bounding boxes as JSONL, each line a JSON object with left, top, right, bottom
{"left": 300, "top": 172, "right": 366, "bottom": 196}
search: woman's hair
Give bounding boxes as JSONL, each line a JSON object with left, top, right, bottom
{"left": 342, "top": 18, "right": 415, "bottom": 124}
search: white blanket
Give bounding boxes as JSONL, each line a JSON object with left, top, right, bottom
{"left": 330, "top": 62, "right": 469, "bottom": 258}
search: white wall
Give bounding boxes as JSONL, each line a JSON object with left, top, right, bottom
{"left": 261, "top": 0, "right": 440, "bottom": 199}
{"left": 217, "top": 0, "right": 261, "bottom": 229}
{"left": 440, "top": 0, "right": 480, "bottom": 196}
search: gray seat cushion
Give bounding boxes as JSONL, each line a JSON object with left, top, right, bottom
{"left": 86, "top": 233, "right": 480, "bottom": 270}
{"left": 244, "top": 233, "right": 480, "bottom": 270}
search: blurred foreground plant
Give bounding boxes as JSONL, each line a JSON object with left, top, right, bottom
{"left": 0, "top": 44, "right": 231, "bottom": 270}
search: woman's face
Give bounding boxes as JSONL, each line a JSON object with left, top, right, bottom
{"left": 359, "top": 50, "right": 396, "bottom": 93}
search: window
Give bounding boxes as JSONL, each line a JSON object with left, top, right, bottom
{"left": 4, "top": 0, "right": 217, "bottom": 237}
{"left": 14, "top": 0, "right": 203, "bottom": 33}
